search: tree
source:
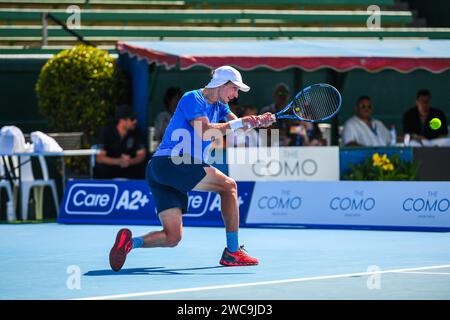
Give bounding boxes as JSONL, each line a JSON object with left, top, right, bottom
{"left": 36, "top": 45, "right": 129, "bottom": 144}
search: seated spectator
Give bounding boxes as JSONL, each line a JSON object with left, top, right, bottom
{"left": 288, "top": 121, "right": 325, "bottom": 146}
{"left": 94, "top": 105, "right": 147, "bottom": 179}
{"left": 342, "top": 96, "right": 391, "bottom": 147}
{"left": 154, "top": 87, "right": 183, "bottom": 146}
{"left": 261, "top": 83, "right": 291, "bottom": 146}
{"left": 228, "top": 98, "right": 244, "bottom": 118}
{"left": 403, "top": 89, "right": 448, "bottom": 142}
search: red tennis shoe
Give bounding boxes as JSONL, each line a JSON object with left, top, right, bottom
{"left": 219, "top": 245, "right": 259, "bottom": 266}
{"left": 109, "top": 228, "right": 133, "bottom": 272}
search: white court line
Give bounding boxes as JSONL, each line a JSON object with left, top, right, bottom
{"left": 395, "top": 271, "right": 450, "bottom": 275}
{"left": 75, "top": 264, "right": 450, "bottom": 300}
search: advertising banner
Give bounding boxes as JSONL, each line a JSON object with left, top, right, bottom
{"left": 58, "top": 180, "right": 254, "bottom": 226}
{"left": 58, "top": 180, "right": 450, "bottom": 231}
{"left": 246, "top": 181, "right": 450, "bottom": 231}
{"left": 227, "top": 147, "right": 339, "bottom": 181}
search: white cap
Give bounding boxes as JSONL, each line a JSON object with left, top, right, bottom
{"left": 205, "top": 66, "right": 250, "bottom": 92}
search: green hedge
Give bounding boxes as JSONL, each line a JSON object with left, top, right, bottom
{"left": 35, "top": 44, "right": 128, "bottom": 144}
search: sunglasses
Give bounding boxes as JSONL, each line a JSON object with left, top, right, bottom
{"left": 359, "top": 104, "right": 372, "bottom": 109}
{"left": 276, "top": 91, "right": 288, "bottom": 97}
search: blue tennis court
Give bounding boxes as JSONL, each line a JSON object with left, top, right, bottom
{"left": 1, "top": 223, "right": 450, "bottom": 300}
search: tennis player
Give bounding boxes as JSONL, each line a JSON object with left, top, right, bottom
{"left": 109, "top": 66, "right": 275, "bottom": 271}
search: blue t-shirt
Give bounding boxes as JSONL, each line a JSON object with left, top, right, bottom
{"left": 153, "top": 89, "right": 231, "bottom": 162}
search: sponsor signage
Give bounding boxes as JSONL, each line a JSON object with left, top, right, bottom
{"left": 227, "top": 147, "right": 339, "bottom": 181}
{"left": 58, "top": 180, "right": 254, "bottom": 226}
{"left": 246, "top": 181, "right": 450, "bottom": 231}
{"left": 58, "top": 180, "right": 450, "bottom": 231}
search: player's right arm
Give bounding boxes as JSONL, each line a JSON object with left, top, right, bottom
{"left": 179, "top": 92, "right": 273, "bottom": 141}
{"left": 190, "top": 116, "right": 258, "bottom": 141}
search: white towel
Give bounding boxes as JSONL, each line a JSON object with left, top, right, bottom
{"left": 31, "top": 131, "right": 63, "bottom": 152}
{"left": 0, "top": 126, "right": 33, "bottom": 153}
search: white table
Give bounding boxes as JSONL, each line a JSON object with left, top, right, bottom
{"left": 1, "top": 149, "right": 99, "bottom": 187}
{"left": 0, "top": 149, "right": 99, "bottom": 219}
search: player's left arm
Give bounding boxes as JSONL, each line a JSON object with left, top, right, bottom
{"left": 226, "top": 111, "right": 274, "bottom": 127}
{"left": 226, "top": 113, "right": 238, "bottom": 121}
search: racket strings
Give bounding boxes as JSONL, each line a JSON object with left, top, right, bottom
{"left": 293, "top": 86, "right": 340, "bottom": 121}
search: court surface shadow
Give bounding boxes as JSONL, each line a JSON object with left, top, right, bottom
{"left": 84, "top": 265, "right": 256, "bottom": 276}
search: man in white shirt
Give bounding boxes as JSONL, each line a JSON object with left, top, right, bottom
{"left": 342, "top": 96, "right": 392, "bottom": 147}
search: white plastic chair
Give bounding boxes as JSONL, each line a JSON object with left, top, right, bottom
{"left": 17, "top": 156, "right": 59, "bottom": 220}
{"left": 0, "top": 157, "right": 15, "bottom": 222}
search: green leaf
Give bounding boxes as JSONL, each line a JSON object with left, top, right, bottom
{"left": 36, "top": 45, "right": 130, "bottom": 144}
{"left": 342, "top": 152, "right": 419, "bottom": 181}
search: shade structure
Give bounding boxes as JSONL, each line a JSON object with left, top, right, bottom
{"left": 117, "top": 39, "right": 450, "bottom": 74}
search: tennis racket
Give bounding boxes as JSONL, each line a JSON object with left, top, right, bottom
{"left": 272, "top": 83, "right": 342, "bottom": 123}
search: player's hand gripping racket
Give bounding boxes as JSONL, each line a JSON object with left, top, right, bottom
{"left": 271, "top": 83, "right": 342, "bottom": 123}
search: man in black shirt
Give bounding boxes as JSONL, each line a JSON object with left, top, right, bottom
{"left": 403, "top": 89, "right": 448, "bottom": 141}
{"left": 94, "top": 105, "right": 147, "bottom": 179}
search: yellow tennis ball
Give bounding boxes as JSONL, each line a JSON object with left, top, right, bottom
{"left": 429, "top": 118, "right": 442, "bottom": 130}
{"left": 295, "top": 107, "right": 300, "bottom": 112}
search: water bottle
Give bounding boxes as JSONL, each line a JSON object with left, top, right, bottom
{"left": 404, "top": 133, "right": 410, "bottom": 146}
{"left": 389, "top": 124, "right": 397, "bottom": 146}
{"left": 6, "top": 200, "right": 15, "bottom": 222}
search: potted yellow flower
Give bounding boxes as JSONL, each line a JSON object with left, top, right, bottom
{"left": 343, "top": 153, "right": 418, "bottom": 181}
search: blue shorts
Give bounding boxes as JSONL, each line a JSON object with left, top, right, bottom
{"left": 146, "top": 156, "right": 210, "bottom": 214}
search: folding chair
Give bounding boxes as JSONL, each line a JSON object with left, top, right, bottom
{"left": 0, "top": 156, "right": 15, "bottom": 222}
{"left": 17, "top": 156, "right": 59, "bottom": 220}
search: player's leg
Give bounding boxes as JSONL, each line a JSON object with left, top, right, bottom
{"left": 109, "top": 208, "right": 183, "bottom": 272}
{"left": 132, "top": 155, "right": 189, "bottom": 248}
{"left": 138, "top": 208, "right": 183, "bottom": 248}
{"left": 109, "top": 157, "right": 188, "bottom": 271}
{"left": 130, "top": 180, "right": 187, "bottom": 249}
{"left": 193, "top": 166, "right": 239, "bottom": 232}
{"left": 109, "top": 174, "right": 186, "bottom": 271}
{"left": 193, "top": 166, "right": 258, "bottom": 266}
